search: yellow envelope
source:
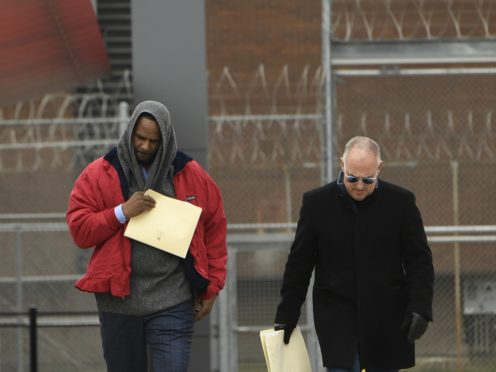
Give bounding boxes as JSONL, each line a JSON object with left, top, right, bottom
{"left": 260, "top": 326, "right": 311, "bottom": 372}
{"left": 124, "top": 189, "right": 202, "bottom": 258}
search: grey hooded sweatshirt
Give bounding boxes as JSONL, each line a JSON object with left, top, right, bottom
{"left": 95, "top": 101, "right": 192, "bottom": 315}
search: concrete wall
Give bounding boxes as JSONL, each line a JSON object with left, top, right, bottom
{"left": 132, "top": 0, "right": 208, "bottom": 166}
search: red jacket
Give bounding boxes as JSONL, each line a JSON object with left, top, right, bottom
{"left": 66, "top": 148, "right": 227, "bottom": 300}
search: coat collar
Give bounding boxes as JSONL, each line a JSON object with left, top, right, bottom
{"left": 103, "top": 147, "right": 193, "bottom": 199}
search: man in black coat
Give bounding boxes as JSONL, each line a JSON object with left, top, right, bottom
{"left": 274, "top": 136, "right": 434, "bottom": 372}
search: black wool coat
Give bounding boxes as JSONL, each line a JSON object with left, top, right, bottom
{"left": 275, "top": 178, "right": 434, "bottom": 370}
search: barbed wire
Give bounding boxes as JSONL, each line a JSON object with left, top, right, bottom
{"left": 0, "top": 69, "right": 133, "bottom": 172}
{"left": 332, "top": 0, "right": 496, "bottom": 41}
{"left": 1, "top": 66, "right": 496, "bottom": 172}
{"left": 210, "top": 64, "right": 324, "bottom": 116}
{"left": 336, "top": 110, "right": 496, "bottom": 162}
{"left": 209, "top": 109, "right": 496, "bottom": 167}
{"left": 0, "top": 93, "right": 124, "bottom": 172}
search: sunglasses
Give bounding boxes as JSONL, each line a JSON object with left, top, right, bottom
{"left": 343, "top": 168, "right": 378, "bottom": 185}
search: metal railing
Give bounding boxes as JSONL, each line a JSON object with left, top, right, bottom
{"left": 2, "top": 220, "right": 496, "bottom": 371}
{"left": 0, "top": 308, "right": 99, "bottom": 372}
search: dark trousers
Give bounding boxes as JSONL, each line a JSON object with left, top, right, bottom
{"left": 99, "top": 301, "right": 195, "bottom": 372}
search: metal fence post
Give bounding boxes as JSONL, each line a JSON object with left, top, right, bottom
{"left": 228, "top": 246, "right": 239, "bottom": 372}
{"left": 305, "top": 272, "right": 323, "bottom": 371}
{"left": 15, "top": 228, "right": 23, "bottom": 372}
{"left": 451, "top": 160, "right": 463, "bottom": 372}
{"left": 219, "top": 244, "right": 236, "bottom": 372}
{"left": 29, "top": 307, "right": 37, "bottom": 372}
{"left": 321, "top": 0, "right": 334, "bottom": 185}
{"left": 217, "top": 287, "right": 228, "bottom": 372}
{"left": 118, "top": 101, "right": 129, "bottom": 137}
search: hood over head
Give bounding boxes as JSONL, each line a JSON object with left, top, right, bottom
{"left": 117, "top": 100, "right": 177, "bottom": 193}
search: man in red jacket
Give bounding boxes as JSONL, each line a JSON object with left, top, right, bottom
{"left": 67, "top": 100, "right": 227, "bottom": 372}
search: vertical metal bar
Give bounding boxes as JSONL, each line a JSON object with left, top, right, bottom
{"left": 316, "top": 0, "right": 332, "bottom": 368}
{"left": 451, "top": 160, "right": 463, "bottom": 372}
{"left": 118, "top": 101, "right": 129, "bottom": 137}
{"left": 228, "top": 247, "right": 239, "bottom": 372}
{"left": 29, "top": 307, "right": 37, "bottom": 372}
{"left": 283, "top": 166, "right": 293, "bottom": 225}
{"left": 218, "top": 273, "right": 229, "bottom": 372}
{"left": 305, "top": 272, "right": 320, "bottom": 371}
{"left": 321, "top": 0, "right": 333, "bottom": 184}
{"left": 209, "top": 296, "right": 220, "bottom": 372}
{"left": 15, "top": 228, "right": 23, "bottom": 372}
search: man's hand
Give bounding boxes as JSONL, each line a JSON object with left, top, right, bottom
{"left": 122, "top": 191, "right": 156, "bottom": 218}
{"left": 402, "top": 312, "right": 429, "bottom": 343}
{"left": 194, "top": 296, "right": 217, "bottom": 321}
{"left": 274, "top": 323, "right": 295, "bottom": 345}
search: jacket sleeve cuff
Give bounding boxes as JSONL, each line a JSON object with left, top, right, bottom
{"left": 114, "top": 204, "right": 128, "bottom": 224}
{"left": 200, "top": 284, "right": 220, "bottom": 300}
{"left": 104, "top": 207, "right": 124, "bottom": 230}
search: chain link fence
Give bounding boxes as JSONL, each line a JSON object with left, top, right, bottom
{"left": 0, "top": 91, "right": 127, "bottom": 371}
{"left": 2, "top": 67, "right": 496, "bottom": 371}
{"left": 208, "top": 66, "right": 496, "bottom": 372}
{"left": 0, "top": 223, "right": 101, "bottom": 371}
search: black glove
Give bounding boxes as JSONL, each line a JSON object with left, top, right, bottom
{"left": 402, "top": 312, "right": 429, "bottom": 343}
{"left": 274, "top": 323, "right": 295, "bottom": 345}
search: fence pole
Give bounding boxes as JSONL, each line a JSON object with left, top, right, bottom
{"left": 15, "top": 228, "right": 23, "bottom": 372}
{"left": 451, "top": 160, "right": 463, "bottom": 371}
{"left": 321, "top": 0, "right": 334, "bottom": 185}
{"left": 29, "top": 307, "right": 37, "bottom": 372}
{"left": 118, "top": 101, "right": 129, "bottom": 137}
{"left": 228, "top": 247, "right": 239, "bottom": 372}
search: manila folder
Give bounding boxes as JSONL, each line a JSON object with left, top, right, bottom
{"left": 124, "top": 189, "right": 202, "bottom": 258}
{"left": 259, "top": 326, "right": 311, "bottom": 372}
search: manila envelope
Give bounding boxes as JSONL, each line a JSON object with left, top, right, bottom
{"left": 124, "top": 189, "right": 202, "bottom": 258}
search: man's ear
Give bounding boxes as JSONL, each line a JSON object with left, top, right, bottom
{"left": 377, "top": 160, "right": 384, "bottom": 174}
{"left": 340, "top": 157, "right": 344, "bottom": 170}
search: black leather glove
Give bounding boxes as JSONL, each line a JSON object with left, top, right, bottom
{"left": 402, "top": 312, "right": 429, "bottom": 343}
{"left": 274, "top": 323, "right": 295, "bottom": 345}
